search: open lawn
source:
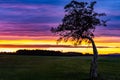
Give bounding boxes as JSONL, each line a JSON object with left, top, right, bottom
{"left": 0, "top": 55, "right": 120, "bottom": 80}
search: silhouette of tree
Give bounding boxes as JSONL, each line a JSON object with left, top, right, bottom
{"left": 51, "top": 0, "right": 107, "bottom": 80}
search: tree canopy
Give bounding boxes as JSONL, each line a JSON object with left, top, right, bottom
{"left": 51, "top": 0, "right": 107, "bottom": 45}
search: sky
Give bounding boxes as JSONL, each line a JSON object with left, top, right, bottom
{"left": 0, "top": 0, "right": 120, "bottom": 54}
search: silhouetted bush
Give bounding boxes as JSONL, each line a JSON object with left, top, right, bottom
{"left": 0, "top": 49, "right": 93, "bottom": 56}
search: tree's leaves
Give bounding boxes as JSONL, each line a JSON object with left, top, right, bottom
{"left": 51, "top": 0, "right": 107, "bottom": 45}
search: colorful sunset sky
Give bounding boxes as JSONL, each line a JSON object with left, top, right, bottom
{"left": 0, "top": 0, "right": 120, "bottom": 54}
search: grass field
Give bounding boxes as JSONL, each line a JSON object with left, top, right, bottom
{"left": 0, "top": 55, "right": 120, "bottom": 80}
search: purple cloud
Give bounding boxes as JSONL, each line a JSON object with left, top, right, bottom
{"left": 0, "top": 4, "right": 64, "bottom": 16}
{"left": 0, "top": 3, "right": 64, "bottom": 23}
{"left": 0, "top": 0, "right": 119, "bottom": 39}
{"left": 0, "top": 22, "right": 58, "bottom": 37}
{"left": 95, "top": 27, "right": 120, "bottom": 37}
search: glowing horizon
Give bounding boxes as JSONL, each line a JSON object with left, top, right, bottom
{"left": 0, "top": 36, "right": 119, "bottom": 54}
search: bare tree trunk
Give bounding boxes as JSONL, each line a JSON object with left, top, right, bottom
{"left": 86, "top": 37, "right": 98, "bottom": 80}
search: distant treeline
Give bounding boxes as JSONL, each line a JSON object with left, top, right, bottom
{"left": 0, "top": 50, "right": 92, "bottom": 56}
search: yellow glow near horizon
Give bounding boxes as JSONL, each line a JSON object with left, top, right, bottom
{"left": 0, "top": 40, "right": 56, "bottom": 45}
{"left": 0, "top": 36, "right": 119, "bottom": 54}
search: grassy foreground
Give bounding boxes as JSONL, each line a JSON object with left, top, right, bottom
{"left": 0, "top": 55, "right": 120, "bottom": 80}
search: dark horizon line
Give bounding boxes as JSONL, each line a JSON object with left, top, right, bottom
{"left": 0, "top": 44, "right": 119, "bottom": 48}
{"left": 0, "top": 49, "right": 120, "bottom": 56}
